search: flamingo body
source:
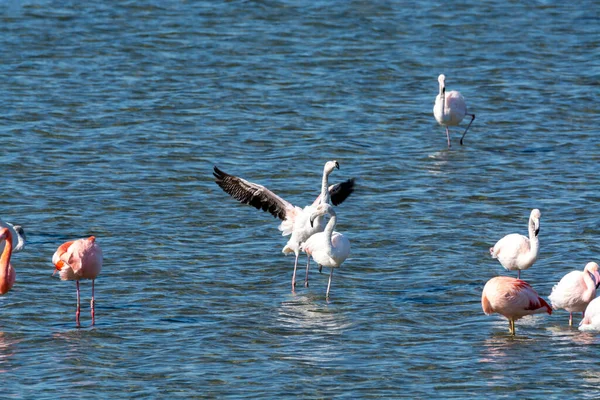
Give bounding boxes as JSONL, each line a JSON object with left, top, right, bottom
{"left": 548, "top": 262, "right": 600, "bottom": 326}
{"left": 579, "top": 296, "right": 600, "bottom": 331}
{"left": 0, "top": 228, "right": 16, "bottom": 295}
{"left": 433, "top": 74, "right": 475, "bottom": 147}
{"left": 302, "top": 203, "right": 350, "bottom": 298}
{"left": 481, "top": 276, "right": 551, "bottom": 335}
{"left": 53, "top": 236, "right": 103, "bottom": 327}
{"left": 490, "top": 209, "right": 541, "bottom": 279}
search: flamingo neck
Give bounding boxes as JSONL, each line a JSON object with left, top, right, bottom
{"left": 582, "top": 272, "right": 598, "bottom": 303}
{"left": 439, "top": 82, "right": 446, "bottom": 113}
{"left": 0, "top": 232, "right": 13, "bottom": 293}
{"left": 320, "top": 170, "right": 331, "bottom": 205}
{"left": 528, "top": 221, "right": 539, "bottom": 255}
{"left": 324, "top": 212, "right": 337, "bottom": 247}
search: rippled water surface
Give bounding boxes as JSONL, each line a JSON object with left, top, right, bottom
{"left": 1, "top": 0, "right": 599, "bottom": 398}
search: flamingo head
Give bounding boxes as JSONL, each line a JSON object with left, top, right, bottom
{"left": 530, "top": 209, "right": 541, "bottom": 236}
{"left": 324, "top": 160, "right": 339, "bottom": 176}
{"left": 584, "top": 262, "right": 600, "bottom": 289}
{"left": 309, "top": 203, "right": 334, "bottom": 227}
{"left": 438, "top": 74, "right": 446, "bottom": 93}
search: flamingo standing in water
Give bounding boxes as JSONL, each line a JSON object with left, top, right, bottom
{"left": 490, "top": 209, "right": 541, "bottom": 279}
{"left": 53, "top": 236, "right": 103, "bottom": 327}
{"left": 213, "top": 161, "right": 355, "bottom": 290}
{"left": 0, "top": 220, "right": 26, "bottom": 252}
{"left": 0, "top": 228, "right": 16, "bottom": 295}
{"left": 579, "top": 296, "right": 600, "bottom": 331}
{"left": 433, "top": 74, "right": 476, "bottom": 148}
{"left": 481, "top": 276, "right": 552, "bottom": 335}
{"left": 548, "top": 262, "right": 600, "bottom": 326}
{"left": 302, "top": 203, "right": 350, "bottom": 298}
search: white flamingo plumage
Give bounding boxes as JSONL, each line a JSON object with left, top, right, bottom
{"left": 433, "top": 74, "right": 475, "bottom": 148}
{"left": 548, "top": 262, "right": 600, "bottom": 326}
{"left": 481, "top": 276, "right": 552, "bottom": 335}
{"left": 302, "top": 203, "right": 350, "bottom": 299}
{"left": 213, "top": 161, "right": 355, "bottom": 290}
{"left": 490, "top": 209, "right": 541, "bottom": 279}
{"left": 579, "top": 296, "right": 600, "bottom": 331}
{"left": 0, "top": 220, "right": 26, "bottom": 252}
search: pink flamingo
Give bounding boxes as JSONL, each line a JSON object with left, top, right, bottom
{"left": 548, "top": 262, "right": 600, "bottom": 326}
{"left": 302, "top": 203, "right": 350, "bottom": 299}
{"left": 0, "top": 228, "right": 16, "bottom": 295}
{"left": 579, "top": 296, "right": 600, "bottom": 331}
{"left": 0, "top": 220, "right": 26, "bottom": 252}
{"left": 490, "top": 209, "right": 541, "bottom": 279}
{"left": 481, "top": 276, "right": 552, "bottom": 335}
{"left": 433, "top": 74, "right": 475, "bottom": 148}
{"left": 53, "top": 236, "right": 103, "bottom": 327}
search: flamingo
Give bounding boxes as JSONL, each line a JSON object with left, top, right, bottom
{"left": 433, "top": 74, "right": 476, "bottom": 148}
{"left": 0, "top": 220, "right": 26, "bottom": 252}
{"left": 481, "top": 276, "right": 552, "bottom": 335}
{"left": 548, "top": 262, "right": 600, "bottom": 326}
{"left": 213, "top": 161, "right": 355, "bottom": 289}
{"left": 490, "top": 209, "right": 541, "bottom": 279}
{"left": 579, "top": 296, "right": 600, "bottom": 331}
{"left": 52, "top": 236, "right": 103, "bottom": 327}
{"left": 302, "top": 203, "right": 350, "bottom": 299}
{"left": 0, "top": 228, "right": 16, "bottom": 295}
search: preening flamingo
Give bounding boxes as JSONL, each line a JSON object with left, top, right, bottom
{"left": 548, "top": 262, "right": 600, "bottom": 326}
{"left": 433, "top": 74, "right": 475, "bottom": 148}
{"left": 0, "top": 220, "right": 26, "bottom": 252}
{"left": 490, "top": 209, "right": 541, "bottom": 279}
{"left": 213, "top": 161, "right": 355, "bottom": 289}
{"left": 481, "top": 276, "right": 551, "bottom": 335}
{"left": 0, "top": 228, "right": 16, "bottom": 295}
{"left": 579, "top": 296, "right": 600, "bottom": 331}
{"left": 53, "top": 236, "right": 103, "bottom": 327}
{"left": 302, "top": 203, "right": 350, "bottom": 299}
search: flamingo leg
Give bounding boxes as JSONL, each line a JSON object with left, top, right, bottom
{"left": 76, "top": 280, "right": 81, "bottom": 328}
{"left": 304, "top": 254, "right": 310, "bottom": 287}
{"left": 326, "top": 268, "right": 334, "bottom": 298}
{"left": 517, "top": 270, "right": 521, "bottom": 280}
{"left": 459, "top": 113, "right": 475, "bottom": 145}
{"left": 446, "top": 126, "right": 451, "bottom": 149}
{"left": 509, "top": 318, "right": 515, "bottom": 335}
{"left": 318, "top": 265, "right": 322, "bottom": 274}
{"left": 569, "top": 312, "right": 573, "bottom": 326}
{"left": 91, "top": 279, "right": 95, "bottom": 326}
{"left": 291, "top": 253, "right": 299, "bottom": 290}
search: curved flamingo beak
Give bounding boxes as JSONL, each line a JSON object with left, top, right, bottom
{"left": 593, "top": 270, "right": 600, "bottom": 289}
{"left": 335, "top": 161, "right": 339, "bottom": 169}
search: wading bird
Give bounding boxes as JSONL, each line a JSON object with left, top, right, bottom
{"left": 53, "top": 236, "right": 103, "bottom": 327}
{"left": 490, "top": 209, "right": 541, "bottom": 279}
{"left": 214, "top": 161, "right": 354, "bottom": 290}
{"left": 433, "top": 74, "right": 475, "bottom": 148}
{"left": 548, "top": 262, "right": 600, "bottom": 326}
{"left": 482, "top": 276, "right": 551, "bottom": 335}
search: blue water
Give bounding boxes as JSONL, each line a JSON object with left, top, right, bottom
{"left": 1, "top": 0, "right": 599, "bottom": 398}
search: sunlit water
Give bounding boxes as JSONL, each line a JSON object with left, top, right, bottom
{"left": 1, "top": 1, "right": 599, "bottom": 398}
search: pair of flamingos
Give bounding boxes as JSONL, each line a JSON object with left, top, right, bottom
{"left": 0, "top": 223, "right": 102, "bottom": 327}
{"left": 214, "top": 160, "right": 353, "bottom": 298}
{"left": 483, "top": 209, "right": 600, "bottom": 334}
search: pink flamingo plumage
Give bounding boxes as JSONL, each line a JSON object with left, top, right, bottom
{"left": 482, "top": 276, "right": 551, "bottom": 335}
{"left": 548, "top": 262, "right": 600, "bottom": 326}
{"left": 0, "top": 228, "right": 16, "bottom": 295}
{"left": 53, "top": 236, "right": 103, "bottom": 327}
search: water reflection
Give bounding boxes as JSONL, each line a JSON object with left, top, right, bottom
{"left": 0, "top": 331, "right": 20, "bottom": 373}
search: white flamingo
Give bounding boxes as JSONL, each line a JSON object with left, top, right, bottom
{"left": 433, "top": 74, "right": 475, "bottom": 148}
{"left": 213, "top": 161, "right": 354, "bottom": 289}
{"left": 490, "top": 209, "right": 541, "bottom": 279}
{"left": 302, "top": 203, "right": 350, "bottom": 298}
{"left": 0, "top": 220, "right": 26, "bottom": 252}
{"left": 579, "top": 296, "right": 600, "bottom": 331}
{"left": 548, "top": 262, "right": 600, "bottom": 326}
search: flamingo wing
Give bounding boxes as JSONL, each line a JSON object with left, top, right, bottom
{"left": 311, "top": 178, "right": 356, "bottom": 207}
{"left": 213, "top": 166, "right": 293, "bottom": 220}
